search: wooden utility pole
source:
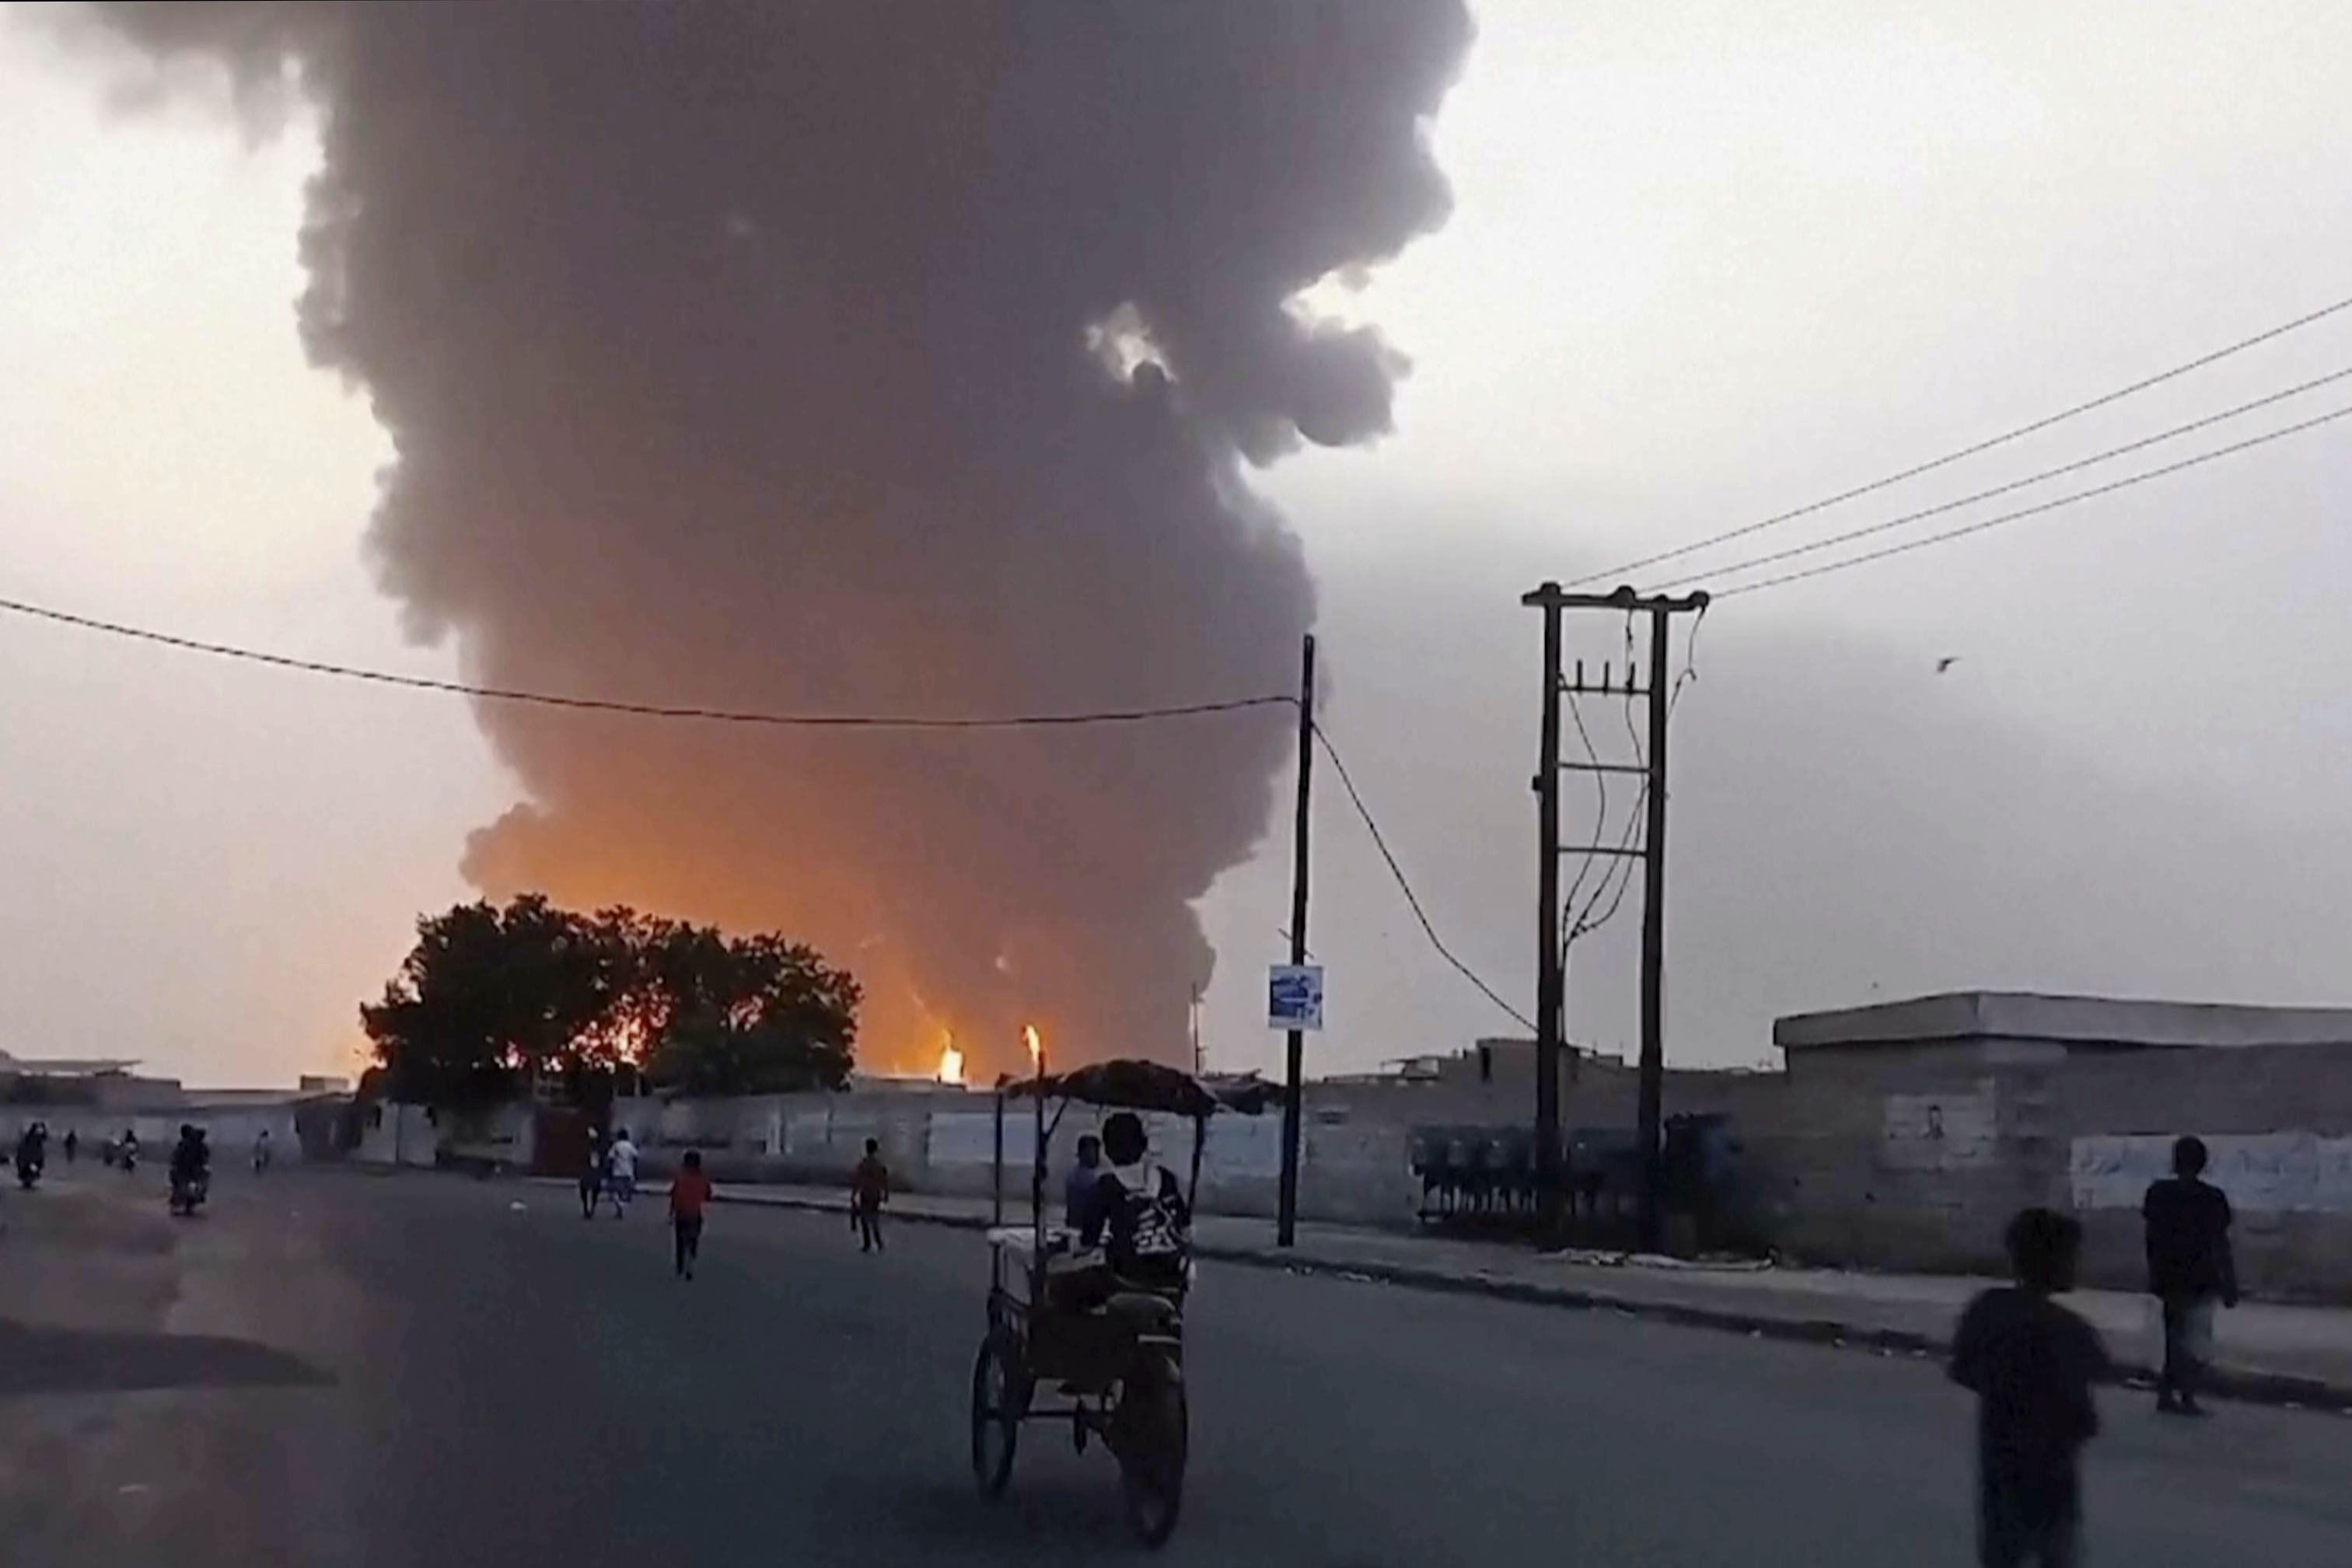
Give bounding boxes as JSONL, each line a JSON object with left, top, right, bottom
{"left": 1637, "top": 598, "right": 1676, "bottom": 1252}
{"left": 1275, "top": 634, "right": 1316, "bottom": 1248}
{"left": 1520, "top": 583, "right": 1707, "bottom": 1252}
{"left": 1530, "top": 599, "right": 1565, "bottom": 1226}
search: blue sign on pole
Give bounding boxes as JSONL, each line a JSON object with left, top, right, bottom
{"left": 1267, "top": 964, "right": 1325, "bottom": 1032}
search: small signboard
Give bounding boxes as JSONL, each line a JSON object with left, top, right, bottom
{"left": 1267, "top": 963, "right": 1325, "bottom": 1032}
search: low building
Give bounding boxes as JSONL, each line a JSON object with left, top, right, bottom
{"left": 0, "top": 1048, "right": 351, "bottom": 1158}
{"left": 0, "top": 1048, "right": 183, "bottom": 1109}
{"left": 1763, "top": 990, "right": 2352, "bottom": 1296}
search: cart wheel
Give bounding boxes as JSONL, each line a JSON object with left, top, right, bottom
{"left": 1117, "top": 1357, "right": 1187, "bottom": 1548}
{"left": 970, "top": 1335, "right": 1023, "bottom": 1500}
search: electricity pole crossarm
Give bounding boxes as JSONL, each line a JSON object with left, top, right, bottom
{"left": 1520, "top": 585, "right": 1712, "bottom": 615}
{"left": 1520, "top": 580, "right": 1709, "bottom": 1253}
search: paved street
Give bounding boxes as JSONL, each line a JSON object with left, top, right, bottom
{"left": 6, "top": 1170, "right": 2352, "bottom": 1567}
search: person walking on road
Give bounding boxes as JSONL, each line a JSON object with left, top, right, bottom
{"left": 2143, "top": 1134, "right": 2238, "bottom": 1416}
{"left": 669, "top": 1149, "right": 713, "bottom": 1280}
{"left": 851, "top": 1138, "right": 889, "bottom": 1252}
{"left": 1951, "top": 1207, "right": 2109, "bottom": 1568}
{"left": 605, "top": 1128, "right": 639, "bottom": 1217}
{"left": 579, "top": 1127, "right": 605, "bottom": 1220}
{"left": 62, "top": 1129, "right": 77, "bottom": 1165}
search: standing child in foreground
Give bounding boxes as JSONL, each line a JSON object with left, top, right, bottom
{"left": 851, "top": 1138, "right": 889, "bottom": 1253}
{"left": 2142, "top": 1134, "right": 2237, "bottom": 1416}
{"left": 669, "top": 1149, "right": 713, "bottom": 1281}
{"left": 1950, "top": 1207, "right": 2110, "bottom": 1568}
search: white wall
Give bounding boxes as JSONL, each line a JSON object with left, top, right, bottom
{"left": 355, "top": 1102, "right": 439, "bottom": 1167}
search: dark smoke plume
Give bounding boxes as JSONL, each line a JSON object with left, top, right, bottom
{"left": 76, "top": 2, "right": 1473, "bottom": 1073}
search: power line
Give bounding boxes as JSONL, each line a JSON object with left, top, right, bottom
{"left": 1565, "top": 290, "right": 2352, "bottom": 590}
{"left": 1568, "top": 779, "right": 1645, "bottom": 943}
{"left": 1653, "top": 365, "right": 2352, "bottom": 593}
{"left": 0, "top": 594, "right": 1295, "bottom": 730}
{"left": 1571, "top": 603, "right": 1707, "bottom": 949}
{"left": 1309, "top": 721, "right": 1535, "bottom": 1032}
{"left": 1718, "top": 400, "right": 2352, "bottom": 598}
{"left": 1620, "top": 610, "right": 1645, "bottom": 761}
{"left": 1669, "top": 600, "right": 1707, "bottom": 714}
{"left": 1556, "top": 601, "right": 1707, "bottom": 1000}
{"left": 1559, "top": 691, "right": 1614, "bottom": 919}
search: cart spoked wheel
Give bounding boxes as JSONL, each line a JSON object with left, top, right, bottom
{"left": 1116, "top": 1358, "right": 1188, "bottom": 1547}
{"left": 970, "top": 1334, "right": 1025, "bottom": 1499}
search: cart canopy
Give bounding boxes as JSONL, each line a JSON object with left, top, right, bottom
{"left": 997, "top": 1058, "right": 1219, "bottom": 1120}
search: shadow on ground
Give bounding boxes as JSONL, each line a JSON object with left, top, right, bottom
{"left": 0, "top": 1320, "right": 334, "bottom": 1398}
{"left": 848, "top": 1472, "right": 1140, "bottom": 1553}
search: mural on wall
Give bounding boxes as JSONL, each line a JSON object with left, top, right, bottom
{"left": 927, "top": 1111, "right": 1001, "bottom": 1167}
{"left": 924, "top": 1105, "right": 1285, "bottom": 1179}
{"left": 1880, "top": 1081, "right": 1998, "bottom": 1172}
{"left": 1202, "top": 1112, "right": 1284, "bottom": 1180}
{"left": 783, "top": 1110, "right": 831, "bottom": 1158}
{"left": 2071, "top": 1132, "right": 2352, "bottom": 1214}
{"left": 1136, "top": 1109, "right": 1287, "bottom": 1180}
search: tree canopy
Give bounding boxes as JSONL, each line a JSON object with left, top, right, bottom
{"left": 360, "top": 896, "right": 860, "bottom": 1106}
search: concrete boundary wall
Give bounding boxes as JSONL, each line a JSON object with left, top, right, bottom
{"left": 377, "top": 1006, "right": 2352, "bottom": 1298}
{"left": 603, "top": 1088, "right": 1403, "bottom": 1224}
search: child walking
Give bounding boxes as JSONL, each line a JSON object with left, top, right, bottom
{"left": 669, "top": 1149, "right": 713, "bottom": 1280}
{"left": 851, "top": 1137, "right": 889, "bottom": 1253}
{"left": 578, "top": 1127, "right": 605, "bottom": 1220}
{"left": 603, "top": 1126, "right": 639, "bottom": 1217}
{"left": 1950, "top": 1208, "right": 2111, "bottom": 1568}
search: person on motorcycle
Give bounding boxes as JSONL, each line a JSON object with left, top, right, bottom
{"left": 170, "top": 1124, "right": 210, "bottom": 1193}
{"left": 16, "top": 1122, "right": 47, "bottom": 1185}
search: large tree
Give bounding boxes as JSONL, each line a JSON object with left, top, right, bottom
{"left": 637, "top": 928, "right": 860, "bottom": 1096}
{"left": 360, "top": 896, "right": 859, "bottom": 1105}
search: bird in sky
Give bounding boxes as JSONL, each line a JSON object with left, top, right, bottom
{"left": 1935, "top": 656, "right": 1962, "bottom": 674}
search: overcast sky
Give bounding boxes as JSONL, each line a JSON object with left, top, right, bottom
{"left": 4, "top": 0, "right": 2350, "bottom": 1086}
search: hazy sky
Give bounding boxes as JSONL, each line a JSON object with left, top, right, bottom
{"left": 5, "top": 1, "right": 2350, "bottom": 1086}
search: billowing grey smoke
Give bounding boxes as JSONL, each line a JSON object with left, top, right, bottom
{"left": 76, "top": 2, "right": 1473, "bottom": 1072}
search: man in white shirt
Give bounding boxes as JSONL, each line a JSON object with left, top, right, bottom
{"left": 605, "top": 1128, "right": 639, "bottom": 1217}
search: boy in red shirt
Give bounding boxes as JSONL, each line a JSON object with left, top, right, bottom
{"left": 669, "top": 1149, "right": 714, "bottom": 1280}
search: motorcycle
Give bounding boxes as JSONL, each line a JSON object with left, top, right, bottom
{"left": 168, "top": 1169, "right": 208, "bottom": 1216}
{"left": 15, "top": 1155, "right": 41, "bottom": 1192}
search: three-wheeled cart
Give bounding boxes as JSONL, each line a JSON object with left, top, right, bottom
{"left": 970, "top": 1055, "right": 1219, "bottom": 1547}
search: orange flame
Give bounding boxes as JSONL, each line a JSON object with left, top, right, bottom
{"left": 1023, "top": 1023, "right": 1043, "bottom": 1072}
{"left": 936, "top": 1039, "right": 966, "bottom": 1086}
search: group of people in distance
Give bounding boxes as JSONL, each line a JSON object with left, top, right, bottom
{"left": 570, "top": 1123, "right": 889, "bottom": 1280}
{"left": 578, "top": 1124, "right": 714, "bottom": 1279}
{"left": 577, "top": 1125, "right": 640, "bottom": 1220}
{"left": 1952, "top": 1134, "right": 2238, "bottom": 1567}
{"left": 566, "top": 1109, "right": 1192, "bottom": 1302}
